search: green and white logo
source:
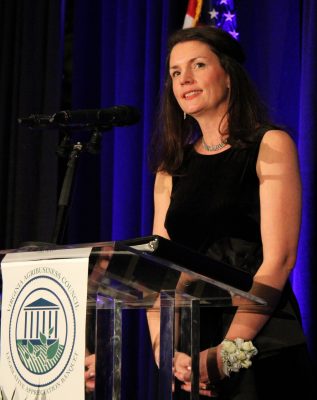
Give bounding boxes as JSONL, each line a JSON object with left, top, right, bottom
{"left": 9, "top": 275, "right": 76, "bottom": 388}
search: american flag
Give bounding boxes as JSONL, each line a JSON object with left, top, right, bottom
{"left": 183, "top": 0, "right": 239, "bottom": 39}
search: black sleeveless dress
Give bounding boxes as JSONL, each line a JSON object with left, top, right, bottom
{"left": 164, "top": 128, "right": 315, "bottom": 399}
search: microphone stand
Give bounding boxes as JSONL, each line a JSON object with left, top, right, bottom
{"left": 51, "top": 141, "right": 83, "bottom": 244}
{"left": 50, "top": 127, "right": 104, "bottom": 244}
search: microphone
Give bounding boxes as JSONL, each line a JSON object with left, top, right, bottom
{"left": 18, "top": 105, "right": 141, "bottom": 129}
{"left": 53, "top": 105, "right": 140, "bottom": 127}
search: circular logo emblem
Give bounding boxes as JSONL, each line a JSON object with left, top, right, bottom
{"left": 9, "top": 275, "right": 76, "bottom": 387}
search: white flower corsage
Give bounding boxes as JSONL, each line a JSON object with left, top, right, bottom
{"left": 220, "top": 338, "right": 258, "bottom": 377}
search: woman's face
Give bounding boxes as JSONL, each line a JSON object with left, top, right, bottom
{"left": 169, "top": 40, "right": 230, "bottom": 121}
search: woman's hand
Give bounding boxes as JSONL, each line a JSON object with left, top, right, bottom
{"left": 173, "top": 351, "right": 192, "bottom": 383}
{"left": 173, "top": 351, "right": 215, "bottom": 397}
{"left": 85, "top": 354, "right": 96, "bottom": 392}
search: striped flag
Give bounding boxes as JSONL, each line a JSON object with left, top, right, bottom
{"left": 183, "top": 0, "right": 239, "bottom": 39}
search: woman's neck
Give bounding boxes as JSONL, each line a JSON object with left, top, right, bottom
{"left": 196, "top": 114, "right": 228, "bottom": 144}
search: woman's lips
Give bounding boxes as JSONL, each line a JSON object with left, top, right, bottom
{"left": 183, "top": 89, "right": 202, "bottom": 100}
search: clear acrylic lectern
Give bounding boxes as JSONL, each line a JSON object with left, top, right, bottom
{"left": 0, "top": 236, "right": 266, "bottom": 400}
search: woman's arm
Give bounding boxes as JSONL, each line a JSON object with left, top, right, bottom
{"left": 224, "top": 129, "right": 301, "bottom": 340}
{"left": 147, "top": 171, "right": 172, "bottom": 365}
{"left": 152, "top": 171, "right": 172, "bottom": 239}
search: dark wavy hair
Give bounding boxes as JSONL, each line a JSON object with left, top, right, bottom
{"left": 150, "top": 26, "right": 271, "bottom": 174}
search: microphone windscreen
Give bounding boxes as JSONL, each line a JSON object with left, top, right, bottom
{"left": 54, "top": 110, "right": 100, "bottom": 124}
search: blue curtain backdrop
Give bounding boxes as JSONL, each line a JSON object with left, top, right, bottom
{"left": 66, "top": 0, "right": 174, "bottom": 244}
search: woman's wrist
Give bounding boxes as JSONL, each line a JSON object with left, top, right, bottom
{"left": 206, "top": 338, "right": 258, "bottom": 383}
{"left": 220, "top": 338, "right": 258, "bottom": 377}
{"left": 206, "top": 346, "right": 223, "bottom": 383}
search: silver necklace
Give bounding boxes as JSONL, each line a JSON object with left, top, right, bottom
{"left": 201, "top": 136, "right": 227, "bottom": 152}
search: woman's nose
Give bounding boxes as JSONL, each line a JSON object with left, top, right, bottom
{"left": 180, "top": 69, "right": 194, "bottom": 85}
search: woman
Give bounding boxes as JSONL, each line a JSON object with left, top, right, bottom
{"left": 148, "top": 26, "right": 314, "bottom": 399}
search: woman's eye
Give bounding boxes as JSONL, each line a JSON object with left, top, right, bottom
{"left": 171, "top": 70, "right": 180, "bottom": 78}
{"left": 194, "top": 62, "right": 205, "bottom": 69}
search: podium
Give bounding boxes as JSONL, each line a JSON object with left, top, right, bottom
{"left": 0, "top": 236, "right": 265, "bottom": 400}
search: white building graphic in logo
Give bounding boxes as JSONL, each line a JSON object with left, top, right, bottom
{"left": 22, "top": 298, "right": 59, "bottom": 344}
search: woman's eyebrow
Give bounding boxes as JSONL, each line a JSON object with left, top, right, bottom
{"left": 169, "top": 56, "right": 208, "bottom": 70}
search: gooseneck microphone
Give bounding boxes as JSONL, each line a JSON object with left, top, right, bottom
{"left": 53, "top": 106, "right": 140, "bottom": 126}
{"left": 18, "top": 105, "right": 141, "bottom": 129}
